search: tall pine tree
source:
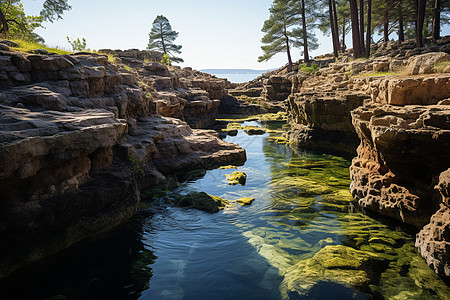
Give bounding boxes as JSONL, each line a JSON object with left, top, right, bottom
{"left": 259, "top": 0, "right": 317, "bottom": 69}
{"left": 147, "top": 15, "right": 183, "bottom": 64}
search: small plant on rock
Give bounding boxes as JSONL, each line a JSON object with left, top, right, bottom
{"left": 66, "top": 36, "right": 88, "bottom": 52}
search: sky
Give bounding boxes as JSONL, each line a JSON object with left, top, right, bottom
{"left": 23, "top": 0, "right": 449, "bottom": 70}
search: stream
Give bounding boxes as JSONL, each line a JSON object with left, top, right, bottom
{"left": 1, "top": 119, "right": 450, "bottom": 300}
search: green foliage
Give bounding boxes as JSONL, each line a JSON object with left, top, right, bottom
{"left": 40, "top": 0, "right": 71, "bottom": 23}
{"left": 0, "top": 0, "right": 71, "bottom": 41}
{"left": 66, "top": 36, "right": 87, "bottom": 52}
{"left": 147, "top": 15, "right": 183, "bottom": 64}
{"left": 299, "top": 62, "right": 320, "bottom": 74}
{"left": 160, "top": 53, "right": 172, "bottom": 65}
{"left": 128, "top": 153, "right": 144, "bottom": 175}
{"left": 258, "top": 0, "right": 318, "bottom": 64}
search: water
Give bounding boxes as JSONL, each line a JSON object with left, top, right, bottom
{"left": 1, "top": 120, "right": 450, "bottom": 299}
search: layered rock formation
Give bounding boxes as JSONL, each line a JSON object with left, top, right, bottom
{"left": 349, "top": 74, "right": 450, "bottom": 280}
{"left": 0, "top": 48, "right": 245, "bottom": 278}
{"left": 101, "top": 49, "right": 229, "bottom": 128}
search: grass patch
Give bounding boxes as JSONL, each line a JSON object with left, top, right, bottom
{"left": 434, "top": 61, "right": 450, "bottom": 73}
{"left": 9, "top": 38, "right": 71, "bottom": 55}
{"left": 299, "top": 63, "right": 320, "bottom": 75}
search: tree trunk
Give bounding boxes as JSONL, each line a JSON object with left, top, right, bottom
{"left": 0, "top": 7, "right": 9, "bottom": 37}
{"left": 301, "top": 0, "right": 310, "bottom": 62}
{"left": 329, "top": 0, "right": 338, "bottom": 57}
{"left": 359, "top": 0, "right": 365, "bottom": 53}
{"left": 365, "top": 0, "right": 372, "bottom": 57}
{"left": 432, "top": 0, "right": 441, "bottom": 39}
{"left": 350, "top": 0, "right": 362, "bottom": 58}
{"left": 332, "top": 0, "right": 341, "bottom": 52}
{"left": 399, "top": 0, "right": 405, "bottom": 42}
{"left": 342, "top": 20, "right": 346, "bottom": 50}
{"left": 284, "top": 25, "right": 293, "bottom": 70}
{"left": 416, "top": 0, "right": 427, "bottom": 48}
{"left": 383, "top": 10, "right": 389, "bottom": 43}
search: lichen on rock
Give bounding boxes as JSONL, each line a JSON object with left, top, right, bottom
{"left": 225, "top": 171, "right": 247, "bottom": 185}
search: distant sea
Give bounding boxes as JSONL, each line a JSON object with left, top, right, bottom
{"left": 200, "top": 68, "right": 276, "bottom": 83}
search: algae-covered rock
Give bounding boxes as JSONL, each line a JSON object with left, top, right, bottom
{"left": 141, "top": 178, "right": 180, "bottom": 201}
{"left": 244, "top": 126, "right": 266, "bottom": 135}
{"left": 236, "top": 197, "right": 255, "bottom": 206}
{"left": 225, "top": 122, "right": 244, "bottom": 131}
{"left": 219, "top": 165, "right": 238, "bottom": 169}
{"left": 281, "top": 245, "right": 390, "bottom": 297}
{"left": 225, "top": 171, "right": 247, "bottom": 185}
{"left": 171, "top": 192, "right": 229, "bottom": 213}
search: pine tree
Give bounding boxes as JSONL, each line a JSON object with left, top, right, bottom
{"left": 147, "top": 15, "right": 183, "bottom": 64}
{"left": 259, "top": 0, "right": 317, "bottom": 69}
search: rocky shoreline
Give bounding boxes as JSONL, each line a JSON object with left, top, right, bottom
{"left": 1, "top": 35, "right": 450, "bottom": 283}
{"left": 0, "top": 47, "right": 245, "bottom": 278}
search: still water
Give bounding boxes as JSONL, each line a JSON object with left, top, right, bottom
{"left": 1, "top": 120, "right": 449, "bottom": 299}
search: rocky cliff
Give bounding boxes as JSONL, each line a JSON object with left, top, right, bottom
{"left": 0, "top": 46, "right": 245, "bottom": 278}
{"left": 283, "top": 36, "right": 450, "bottom": 280}
{"left": 101, "top": 49, "right": 228, "bottom": 128}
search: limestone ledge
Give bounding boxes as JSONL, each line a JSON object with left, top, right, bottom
{"left": 350, "top": 102, "right": 450, "bottom": 229}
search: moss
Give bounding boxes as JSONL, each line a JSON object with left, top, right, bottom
{"left": 141, "top": 178, "right": 180, "bottom": 201}
{"left": 219, "top": 165, "right": 238, "bottom": 169}
{"left": 434, "top": 61, "right": 450, "bottom": 73}
{"left": 267, "top": 136, "right": 290, "bottom": 144}
{"left": 224, "top": 122, "right": 244, "bottom": 131}
{"left": 244, "top": 126, "right": 266, "bottom": 135}
{"left": 225, "top": 171, "right": 247, "bottom": 185}
{"left": 236, "top": 197, "right": 255, "bottom": 206}
{"left": 171, "top": 192, "right": 229, "bottom": 213}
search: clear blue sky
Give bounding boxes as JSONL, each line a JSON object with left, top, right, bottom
{"left": 23, "top": 0, "right": 449, "bottom": 70}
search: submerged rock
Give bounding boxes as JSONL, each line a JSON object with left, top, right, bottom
{"left": 171, "top": 192, "right": 229, "bottom": 213}
{"left": 236, "top": 197, "right": 255, "bottom": 206}
{"left": 244, "top": 126, "right": 266, "bottom": 135}
{"left": 225, "top": 171, "right": 247, "bottom": 185}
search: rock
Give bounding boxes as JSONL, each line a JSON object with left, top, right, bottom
{"left": 171, "top": 192, "right": 229, "bottom": 213}
{"left": 405, "top": 52, "right": 450, "bottom": 75}
{"left": 236, "top": 197, "right": 255, "bottom": 206}
{"left": 244, "top": 126, "right": 266, "bottom": 135}
{"left": 0, "top": 40, "right": 19, "bottom": 47}
{"left": 0, "top": 44, "right": 10, "bottom": 51}
{"left": 225, "top": 171, "right": 247, "bottom": 185}
{"left": 370, "top": 74, "right": 450, "bottom": 105}
{"left": 350, "top": 103, "right": 450, "bottom": 229}
{"left": 28, "top": 49, "right": 49, "bottom": 55}
{"left": 0, "top": 50, "right": 247, "bottom": 278}
{"left": 416, "top": 169, "right": 450, "bottom": 278}
{"left": 281, "top": 245, "right": 389, "bottom": 297}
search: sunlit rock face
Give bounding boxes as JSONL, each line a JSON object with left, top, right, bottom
{"left": 0, "top": 50, "right": 245, "bottom": 278}
{"left": 101, "top": 49, "right": 229, "bottom": 129}
{"left": 349, "top": 76, "right": 450, "bottom": 280}
{"left": 416, "top": 169, "right": 450, "bottom": 278}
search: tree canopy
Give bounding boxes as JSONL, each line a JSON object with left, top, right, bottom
{"left": 0, "top": 0, "right": 71, "bottom": 41}
{"left": 147, "top": 15, "right": 183, "bottom": 64}
{"left": 258, "top": 0, "right": 317, "bottom": 69}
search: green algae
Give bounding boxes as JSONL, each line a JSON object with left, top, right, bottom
{"left": 225, "top": 171, "right": 247, "bottom": 186}
{"left": 217, "top": 112, "right": 287, "bottom": 123}
{"left": 170, "top": 192, "right": 229, "bottom": 213}
{"left": 219, "top": 165, "right": 238, "bottom": 169}
{"left": 224, "top": 122, "right": 244, "bottom": 131}
{"left": 236, "top": 197, "right": 255, "bottom": 206}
